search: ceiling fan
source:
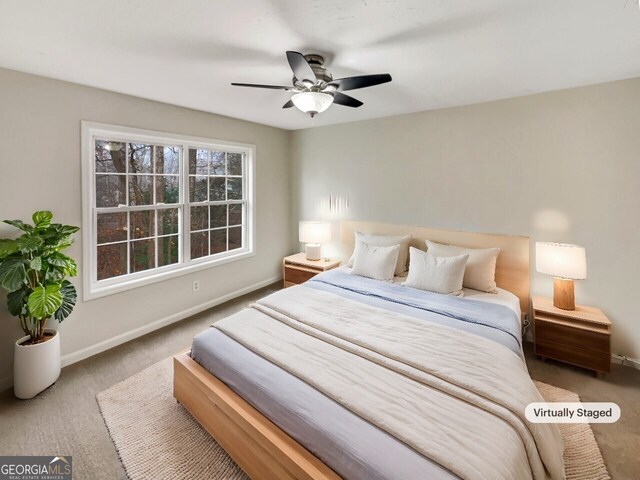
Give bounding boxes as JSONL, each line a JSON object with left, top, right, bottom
{"left": 231, "top": 51, "right": 392, "bottom": 118}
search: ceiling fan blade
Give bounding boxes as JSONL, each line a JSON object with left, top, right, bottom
{"left": 286, "top": 51, "right": 317, "bottom": 84}
{"left": 329, "top": 73, "right": 392, "bottom": 92}
{"left": 231, "top": 82, "right": 292, "bottom": 90}
{"left": 332, "top": 92, "right": 363, "bottom": 108}
{"left": 282, "top": 99, "right": 294, "bottom": 109}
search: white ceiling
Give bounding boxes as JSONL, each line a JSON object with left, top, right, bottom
{"left": 1, "top": 0, "right": 639, "bottom": 130}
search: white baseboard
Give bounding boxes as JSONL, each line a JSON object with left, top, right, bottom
{"left": 61, "top": 275, "right": 281, "bottom": 367}
{"left": 1, "top": 275, "right": 280, "bottom": 392}
{"left": 2, "top": 277, "right": 635, "bottom": 393}
{"left": 611, "top": 354, "right": 640, "bottom": 371}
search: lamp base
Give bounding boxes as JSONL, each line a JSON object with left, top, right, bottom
{"left": 305, "top": 243, "right": 321, "bottom": 261}
{"left": 553, "top": 277, "right": 575, "bottom": 310}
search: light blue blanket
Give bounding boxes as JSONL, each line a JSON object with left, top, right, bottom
{"left": 308, "top": 268, "right": 523, "bottom": 357}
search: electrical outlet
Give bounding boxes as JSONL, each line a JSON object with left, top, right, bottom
{"left": 192, "top": 280, "right": 200, "bottom": 292}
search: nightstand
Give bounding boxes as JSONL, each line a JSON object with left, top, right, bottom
{"left": 532, "top": 295, "right": 611, "bottom": 373}
{"left": 282, "top": 253, "right": 341, "bottom": 288}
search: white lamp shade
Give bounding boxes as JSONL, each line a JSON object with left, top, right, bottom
{"left": 299, "top": 221, "right": 331, "bottom": 244}
{"left": 536, "top": 242, "right": 587, "bottom": 280}
{"left": 291, "top": 92, "right": 334, "bottom": 115}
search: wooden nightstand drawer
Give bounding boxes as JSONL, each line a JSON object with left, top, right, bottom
{"left": 535, "top": 317, "right": 609, "bottom": 353}
{"left": 282, "top": 253, "right": 341, "bottom": 287}
{"left": 532, "top": 296, "right": 611, "bottom": 374}
{"left": 535, "top": 338, "right": 611, "bottom": 373}
{"left": 284, "top": 266, "right": 317, "bottom": 285}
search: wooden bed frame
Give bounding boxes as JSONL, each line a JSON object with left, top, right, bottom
{"left": 173, "top": 352, "right": 340, "bottom": 480}
{"left": 173, "top": 222, "right": 530, "bottom": 480}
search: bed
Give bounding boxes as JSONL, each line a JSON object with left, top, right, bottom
{"left": 173, "top": 222, "right": 565, "bottom": 480}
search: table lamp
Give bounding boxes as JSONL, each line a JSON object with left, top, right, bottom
{"left": 536, "top": 242, "right": 587, "bottom": 310}
{"left": 299, "top": 221, "right": 331, "bottom": 261}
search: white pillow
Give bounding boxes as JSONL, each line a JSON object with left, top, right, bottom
{"left": 425, "top": 240, "right": 500, "bottom": 293}
{"left": 351, "top": 242, "right": 400, "bottom": 282}
{"left": 403, "top": 247, "right": 469, "bottom": 296}
{"left": 347, "top": 232, "right": 411, "bottom": 276}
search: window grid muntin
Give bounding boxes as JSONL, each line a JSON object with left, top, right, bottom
{"left": 95, "top": 205, "right": 184, "bottom": 278}
{"left": 94, "top": 139, "right": 184, "bottom": 282}
{"left": 92, "top": 135, "right": 250, "bottom": 285}
{"left": 186, "top": 148, "right": 246, "bottom": 259}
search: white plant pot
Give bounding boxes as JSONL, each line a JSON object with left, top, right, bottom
{"left": 14, "top": 328, "right": 61, "bottom": 399}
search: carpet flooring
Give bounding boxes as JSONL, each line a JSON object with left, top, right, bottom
{"left": 98, "top": 357, "right": 609, "bottom": 480}
{"left": 97, "top": 358, "right": 248, "bottom": 480}
{"left": 0, "top": 282, "right": 638, "bottom": 479}
{"left": 0, "top": 283, "right": 279, "bottom": 480}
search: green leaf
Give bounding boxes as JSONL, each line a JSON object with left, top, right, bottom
{"left": 27, "top": 284, "right": 63, "bottom": 319}
{"left": 45, "top": 237, "right": 73, "bottom": 254}
{"left": 3, "top": 219, "right": 33, "bottom": 234}
{"left": 32, "top": 211, "right": 53, "bottom": 230}
{"left": 15, "top": 235, "right": 44, "bottom": 253}
{"left": 7, "top": 288, "right": 28, "bottom": 316}
{"left": 53, "top": 224, "right": 80, "bottom": 236}
{"left": 0, "top": 258, "right": 28, "bottom": 291}
{"left": 67, "top": 259, "right": 77, "bottom": 277}
{"left": 44, "top": 268, "right": 64, "bottom": 283}
{"left": 46, "top": 252, "right": 70, "bottom": 267}
{"left": 54, "top": 280, "right": 76, "bottom": 323}
{"left": 30, "top": 257, "right": 42, "bottom": 271}
{"left": 46, "top": 253, "right": 77, "bottom": 275}
{"left": 0, "top": 239, "right": 18, "bottom": 259}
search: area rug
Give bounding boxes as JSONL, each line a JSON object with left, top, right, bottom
{"left": 97, "top": 358, "right": 247, "bottom": 480}
{"left": 535, "top": 381, "right": 611, "bottom": 480}
{"left": 97, "top": 357, "right": 610, "bottom": 480}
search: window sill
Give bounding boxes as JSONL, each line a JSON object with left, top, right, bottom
{"left": 83, "top": 249, "right": 255, "bottom": 301}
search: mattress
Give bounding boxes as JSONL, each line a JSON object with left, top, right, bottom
{"left": 369, "top": 265, "right": 522, "bottom": 322}
{"left": 193, "top": 328, "right": 455, "bottom": 480}
{"left": 310, "top": 268, "right": 523, "bottom": 356}
{"left": 462, "top": 286, "right": 522, "bottom": 321}
{"left": 191, "top": 268, "right": 526, "bottom": 480}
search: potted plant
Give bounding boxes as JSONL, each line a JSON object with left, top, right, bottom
{"left": 0, "top": 211, "right": 79, "bottom": 399}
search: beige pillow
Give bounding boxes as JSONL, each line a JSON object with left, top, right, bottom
{"left": 425, "top": 240, "right": 500, "bottom": 293}
{"left": 347, "top": 232, "right": 411, "bottom": 276}
{"left": 351, "top": 242, "right": 400, "bottom": 282}
{"left": 403, "top": 248, "right": 468, "bottom": 296}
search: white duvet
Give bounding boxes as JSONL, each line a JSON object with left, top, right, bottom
{"left": 214, "top": 285, "right": 565, "bottom": 480}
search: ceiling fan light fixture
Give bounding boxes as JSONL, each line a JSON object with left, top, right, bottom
{"left": 291, "top": 92, "right": 334, "bottom": 117}
{"left": 231, "top": 51, "right": 392, "bottom": 117}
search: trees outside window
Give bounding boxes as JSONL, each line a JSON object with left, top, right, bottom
{"left": 83, "top": 123, "right": 254, "bottom": 299}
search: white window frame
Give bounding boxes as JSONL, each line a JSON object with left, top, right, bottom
{"left": 81, "top": 121, "right": 256, "bottom": 301}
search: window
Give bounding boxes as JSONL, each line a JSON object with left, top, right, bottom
{"left": 82, "top": 122, "right": 254, "bottom": 300}
{"left": 187, "top": 148, "right": 246, "bottom": 260}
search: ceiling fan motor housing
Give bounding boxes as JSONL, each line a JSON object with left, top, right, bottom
{"left": 293, "top": 54, "right": 333, "bottom": 87}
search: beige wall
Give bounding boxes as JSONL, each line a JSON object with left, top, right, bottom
{"left": 291, "top": 78, "right": 640, "bottom": 360}
{"left": 0, "top": 68, "right": 293, "bottom": 388}
{"left": 2, "top": 67, "right": 638, "bottom": 389}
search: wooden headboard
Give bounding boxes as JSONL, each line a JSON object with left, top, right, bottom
{"left": 339, "top": 221, "right": 530, "bottom": 314}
